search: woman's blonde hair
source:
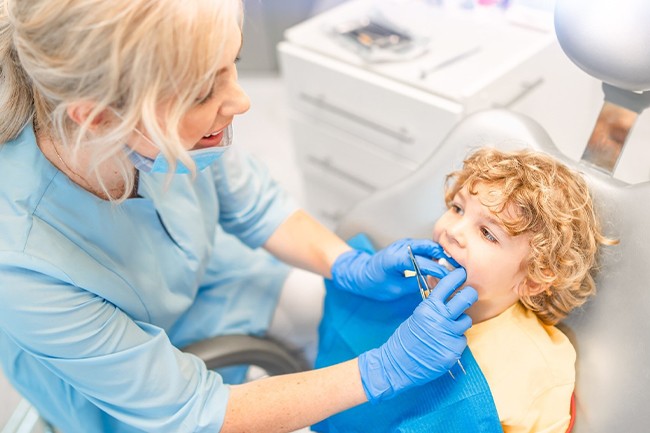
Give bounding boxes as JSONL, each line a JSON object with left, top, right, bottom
{"left": 445, "top": 147, "right": 617, "bottom": 325}
{"left": 0, "top": 0, "right": 242, "bottom": 200}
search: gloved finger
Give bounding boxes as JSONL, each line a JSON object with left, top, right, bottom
{"left": 405, "top": 239, "right": 445, "bottom": 260}
{"left": 408, "top": 239, "right": 462, "bottom": 270}
{"left": 415, "top": 256, "right": 450, "bottom": 279}
{"left": 389, "top": 239, "right": 443, "bottom": 273}
{"left": 446, "top": 286, "right": 478, "bottom": 320}
{"left": 428, "top": 268, "right": 467, "bottom": 302}
{"left": 452, "top": 313, "right": 473, "bottom": 334}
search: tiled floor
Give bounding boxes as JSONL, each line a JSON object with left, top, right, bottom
{"left": 0, "top": 73, "right": 309, "bottom": 432}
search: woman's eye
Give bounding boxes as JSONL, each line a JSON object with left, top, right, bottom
{"left": 196, "top": 89, "right": 214, "bottom": 105}
{"left": 481, "top": 227, "right": 497, "bottom": 243}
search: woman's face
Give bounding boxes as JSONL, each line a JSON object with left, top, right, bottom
{"left": 129, "top": 18, "right": 250, "bottom": 158}
{"left": 430, "top": 184, "right": 532, "bottom": 321}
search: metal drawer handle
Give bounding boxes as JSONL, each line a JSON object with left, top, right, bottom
{"left": 492, "top": 77, "right": 545, "bottom": 109}
{"left": 299, "top": 93, "right": 415, "bottom": 144}
{"left": 306, "top": 155, "right": 375, "bottom": 192}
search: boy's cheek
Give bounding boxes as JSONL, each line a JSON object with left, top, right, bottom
{"left": 431, "top": 222, "right": 443, "bottom": 243}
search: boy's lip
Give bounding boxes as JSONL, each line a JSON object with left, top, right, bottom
{"left": 441, "top": 250, "right": 461, "bottom": 269}
{"left": 438, "top": 242, "right": 461, "bottom": 269}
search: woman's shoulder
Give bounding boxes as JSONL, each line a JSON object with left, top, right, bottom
{"left": 1, "top": 124, "right": 59, "bottom": 206}
{"left": 0, "top": 125, "right": 62, "bottom": 250}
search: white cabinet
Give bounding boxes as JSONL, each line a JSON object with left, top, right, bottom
{"left": 278, "top": 0, "right": 602, "bottom": 227}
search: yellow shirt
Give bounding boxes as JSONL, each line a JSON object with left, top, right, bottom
{"left": 467, "top": 302, "right": 575, "bottom": 433}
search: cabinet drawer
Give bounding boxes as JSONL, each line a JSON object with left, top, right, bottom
{"left": 290, "top": 114, "right": 417, "bottom": 190}
{"left": 279, "top": 42, "right": 462, "bottom": 163}
{"left": 465, "top": 41, "right": 552, "bottom": 114}
{"left": 301, "top": 163, "right": 371, "bottom": 228}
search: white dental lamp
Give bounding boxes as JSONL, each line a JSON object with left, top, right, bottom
{"left": 554, "top": 0, "right": 650, "bottom": 173}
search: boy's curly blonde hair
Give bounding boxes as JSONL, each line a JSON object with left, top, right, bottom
{"left": 445, "top": 147, "right": 617, "bottom": 325}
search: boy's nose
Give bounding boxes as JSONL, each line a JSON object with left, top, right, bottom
{"left": 445, "top": 221, "right": 467, "bottom": 248}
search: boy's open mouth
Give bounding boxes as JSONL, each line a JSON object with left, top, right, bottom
{"left": 439, "top": 249, "right": 460, "bottom": 271}
{"left": 438, "top": 256, "right": 457, "bottom": 272}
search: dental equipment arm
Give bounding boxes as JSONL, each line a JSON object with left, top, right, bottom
{"left": 555, "top": 0, "right": 650, "bottom": 173}
{"left": 554, "top": 0, "right": 650, "bottom": 92}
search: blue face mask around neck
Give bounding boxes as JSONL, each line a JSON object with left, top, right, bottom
{"left": 127, "top": 124, "right": 233, "bottom": 174}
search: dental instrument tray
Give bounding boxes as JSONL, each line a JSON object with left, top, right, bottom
{"left": 329, "top": 14, "right": 428, "bottom": 63}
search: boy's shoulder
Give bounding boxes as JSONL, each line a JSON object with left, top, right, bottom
{"left": 467, "top": 303, "right": 575, "bottom": 426}
{"left": 468, "top": 302, "right": 576, "bottom": 379}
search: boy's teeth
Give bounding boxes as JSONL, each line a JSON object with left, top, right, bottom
{"left": 203, "top": 130, "right": 220, "bottom": 138}
{"left": 438, "top": 257, "right": 457, "bottom": 272}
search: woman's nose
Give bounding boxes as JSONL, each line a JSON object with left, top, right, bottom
{"left": 221, "top": 82, "right": 251, "bottom": 117}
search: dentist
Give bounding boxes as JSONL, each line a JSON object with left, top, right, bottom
{"left": 0, "top": 1, "right": 477, "bottom": 432}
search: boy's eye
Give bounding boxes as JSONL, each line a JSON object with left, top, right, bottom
{"left": 451, "top": 203, "right": 464, "bottom": 215}
{"left": 481, "top": 227, "right": 498, "bottom": 243}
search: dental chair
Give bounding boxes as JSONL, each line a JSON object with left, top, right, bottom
{"left": 182, "top": 333, "right": 307, "bottom": 374}
{"left": 336, "top": 1, "right": 650, "bottom": 431}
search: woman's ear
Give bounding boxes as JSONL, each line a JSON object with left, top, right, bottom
{"left": 66, "top": 101, "right": 107, "bottom": 129}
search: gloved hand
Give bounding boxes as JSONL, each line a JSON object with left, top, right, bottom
{"left": 331, "top": 238, "right": 451, "bottom": 300}
{"left": 358, "top": 268, "right": 477, "bottom": 403}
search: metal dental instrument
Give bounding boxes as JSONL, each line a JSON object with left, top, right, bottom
{"left": 407, "top": 245, "right": 466, "bottom": 380}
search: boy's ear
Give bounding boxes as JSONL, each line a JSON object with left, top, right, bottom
{"left": 522, "top": 277, "right": 551, "bottom": 297}
{"left": 66, "top": 101, "right": 107, "bottom": 129}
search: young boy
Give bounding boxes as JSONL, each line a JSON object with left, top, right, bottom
{"left": 429, "top": 147, "right": 616, "bottom": 432}
{"left": 314, "top": 147, "right": 616, "bottom": 433}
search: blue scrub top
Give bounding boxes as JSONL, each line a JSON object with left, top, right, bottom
{"left": 0, "top": 125, "right": 297, "bottom": 432}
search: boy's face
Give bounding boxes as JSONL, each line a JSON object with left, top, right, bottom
{"left": 430, "top": 183, "right": 532, "bottom": 322}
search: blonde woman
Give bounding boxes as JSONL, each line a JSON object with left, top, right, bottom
{"left": 0, "top": 1, "right": 477, "bottom": 432}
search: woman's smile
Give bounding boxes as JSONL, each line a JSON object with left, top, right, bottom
{"left": 195, "top": 127, "right": 227, "bottom": 149}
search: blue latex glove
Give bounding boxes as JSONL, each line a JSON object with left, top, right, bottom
{"left": 331, "top": 238, "right": 452, "bottom": 300}
{"left": 358, "top": 268, "right": 477, "bottom": 403}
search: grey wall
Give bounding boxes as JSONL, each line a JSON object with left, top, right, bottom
{"left": 239, "top": 0, "right": 348, "bottom": 73}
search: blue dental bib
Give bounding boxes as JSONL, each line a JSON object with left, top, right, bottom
{"left": 313, "top": 234, "right": 502, "bottom": 433}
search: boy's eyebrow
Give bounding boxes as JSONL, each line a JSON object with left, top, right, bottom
{"left": 481, "top": 212, "right": 506, "bottom": 231}
{"left": 458, "top": 189, "right": 507, "bottom": 232}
